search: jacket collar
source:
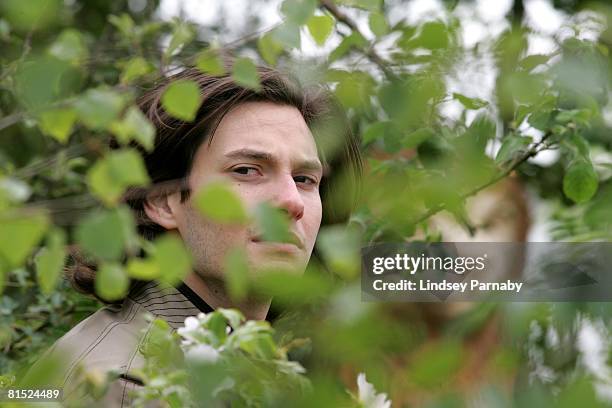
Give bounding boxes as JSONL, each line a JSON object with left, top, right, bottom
{"left": 127, "top": 280, "right": 213, "bottom": 330}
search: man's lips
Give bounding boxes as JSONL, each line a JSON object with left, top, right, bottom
{"left": 249, "top": 240, "right": 301, "bottom": 255}
{"left": 249, "top": 232, "right": 304, "bottom": 249}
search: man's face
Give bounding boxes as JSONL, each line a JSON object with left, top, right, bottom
{"left": 171, "top": 101, "right": 323, "bottom": 279}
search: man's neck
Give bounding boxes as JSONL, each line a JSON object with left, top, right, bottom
{"left": 182, "top": 272, "right": 271, "bottom": 321}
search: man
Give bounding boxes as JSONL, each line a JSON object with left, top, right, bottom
{"left": 26, "top": 64, "right": 362, "bottom": 406}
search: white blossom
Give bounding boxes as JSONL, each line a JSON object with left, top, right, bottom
{"left": 177, "top": 316, "right": 200, "bottom": 342}
{"left": 185, "top": 343, "right": 220, "bottom": 364}
{"left": 357, "top": 373, "right": 391, "bottom": 408}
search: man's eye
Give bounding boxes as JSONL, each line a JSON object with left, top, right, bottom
{"left": 294, "top": 175, "right": 318, "bottom": 185}
{"left": 233, "top": 166, "right": 259, "bottom": 176}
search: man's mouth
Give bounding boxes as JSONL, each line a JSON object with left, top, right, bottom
{"left": 249, "top": 232, "right": 304, "bottom": 250}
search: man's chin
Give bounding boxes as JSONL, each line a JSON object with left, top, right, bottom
{"left": 245, "top": 239, "right": 312, "bottom": 276}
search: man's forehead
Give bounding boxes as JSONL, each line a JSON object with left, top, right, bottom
{"left": 218, "top": 101, "right": 309, "bottom": 133}
{"left": 206, "top": 102, "right": 321, "bottom": 162}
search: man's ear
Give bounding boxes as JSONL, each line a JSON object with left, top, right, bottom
{"left": 144, "top": 191, "right": 182, "bottom": 230}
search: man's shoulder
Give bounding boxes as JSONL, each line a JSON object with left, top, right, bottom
{"left": 39, "top": 298, "right": 153, "bottom": 390}
{"left": 25, "top": 281, "right": 201, "bottom": 406}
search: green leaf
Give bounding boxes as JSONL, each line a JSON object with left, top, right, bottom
{"left": 557, "top": 378, "right": 603, "bottom": 408}
{"left": 258, "top": 33, "right": 284, "bottom": 66}
{"left": 563, "top": 160, "right": 599, "bottom": 204}
{"left": 120, "top": 57, "right": 154, "bottom": 84}
{"left": 556, "top": 109, "right": 592, "bottom": 127}
{"left": 507, "top": 72, "right": 547, "bottom": 104}
{"left": 402, "top": 128, "right": 435, "bottom": 149}
{"left": 584, "top": 183, "right": 612, "bottom": 233}
{"left": 108, "top": 13, "right": 134, "bottom": 38}
{"left": 207, "top": 312, "right": 230, "bottom": 344}
{"left": 35, "top": 228, "right": 66, "bottom": 294}
{"left": 306, "top": 15, "right": 334, "bottom": 46}
{"left": 153, "top": 235, "right": 192, "bottom": 285}
{"left": 87, "top": 149, "right": 150, "bottom": 206}
{"left": 38, "top": 108, "right": 77, "bottom": 143}
{"left": 408, "top": 341, "right": 463, "bottom": 387}
{"left": 565, "top": 132, "right": 590, "bottom": 158}
{"left": 407, "top": 21, "right": 449, "bottom": 50}
{"left": 117, "top": 205, "right": 139, "bottom": 254}
{"left": 452, "top": 93, "right": 488, "bottom": 110}
{"left": 233, "top": 323, "right": 276, "bottom": 359}
{"left": 14, "top": 56, "right": 74, "bottom": 110}
{"left": 0, "top": 212, "right": 49, "bottom": 267}
{"left": 527, "top": 109, "right": 552, "bottom": 131}
{"left": 48, "top": 29, "right": 88, "bottom": 64}
{"left": 217, "top": 309, "right": 245, "bottom": 330}
{"left": 87, "top": 160, "right": 122, "bottom": 205}
{"left": 329, "top": 32, "right": 367, "bottom": 61}
{"left": 224, "top": 247, "right": 249, "bottom": 302}
{"left": 0, "top": 267, "right": 5, "bottom": 297}
{"left": 95, "top": 263, "right": 129, "bottom": 301}
{"left": 335, "top": 79, "right": 362, "bottom": 109}
{"left": 467, "top": 114, "right": 496, "bottom": 145}
{"left": 0, "top": 19, "right": 10, "bottom": 39}
{"left": 280, "top": 0, "right": 317, "bottom": 25}
{"left": 231, "top": 58, "right": 261, "bottom": 91}
{"left": 165, "top": 22, "right": 194, "bottom": 59}
{"left": 362, "top": 121, "right": 404, "bottom": 151}
{"left": 126, "top": 258, "right": 160, "bottom": 280}
{"left": 333, "top": 70, "right": 376, "bottom": 110}
{"left": 495, "top": 134, "right": 532, "bottom": 164}
{"left": 252, "top": 269, "right": 333, "bottom": 305}
{"left": 515, "top": 104, "right": 532, "bottom": 126}
{"left": 518, "top": 54, "right": 551, "bottom": 72}
{"left": 417, "top": 134, "right": 454, "bottom": 169}
{"left": 271, "top": 22, "right": 301, "bottom": 49}
{"left": 368, "top": 12, "right": 388, "bottom": 37}
{"left": 109, "top": 149, "right": 149, "bottom": 186}
{"left": 161, "top": 79, "right": 202, "bottom": 121}
{"left": 196, "top": 49, "right": 225, "bottom": 75}
{"left": 110, "top": 106, "right": 155, "bottom": 151}
{"left": 1, "top": 0, "right": 61, "bottom": 32}
{"left": 362, "top": 121, "right": 390, "bottom": 145}
{"left": 75, "top": 208, "right": 129, "bottom": 261}
{"left": 194, "top": 182, "right": 247, "bottom": 224}
{"left": 315, "top": 225, "right": 360, "bottom": 279}
{"left": 74, "top": 88, "right": 127, "bottom": 130}
{"left": 253, "top": 202, "right": 292, "bottom": 243}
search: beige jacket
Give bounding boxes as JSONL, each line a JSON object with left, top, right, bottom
{"left": 27, "top": 281, "right": 207, "bottom": 407}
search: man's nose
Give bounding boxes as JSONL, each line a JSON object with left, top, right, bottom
{"left": 273, "top": 175, "right": 305, "bottom": 221}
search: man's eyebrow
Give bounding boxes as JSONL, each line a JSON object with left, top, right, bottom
{"left": 224, "top": 148, "right": 324, "bottom": 173}
{"left": 225, "top": 148, "right": 274, "bottom": 162}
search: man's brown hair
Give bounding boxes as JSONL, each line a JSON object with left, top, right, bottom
{"left": 68, "top": 63, "right": 363, "bottom": 296}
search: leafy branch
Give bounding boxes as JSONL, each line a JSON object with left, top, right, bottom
{"left": 317, "top": 2, "right": 559, "bottom": 230}
{"left": 411, "top": 131, "right": 553, "bottom": 226}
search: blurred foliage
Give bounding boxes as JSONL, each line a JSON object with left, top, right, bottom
{"left": 1, "top": 0, "right": 612, "bottom": 406}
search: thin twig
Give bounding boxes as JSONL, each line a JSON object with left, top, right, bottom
{"left": 320, "top": 0, "right": 397, "bottom": 81}
{"left": 0, "top": 112, "right": 23, "bottom": 132}
{"left": 12, "top": 144, "right": 88, "bottom": 179}
{"left": 0, "top": 30, "right": 32, "bottom": 83}
{"left": 410, "top": 132, "right": 553, "bottom": 225}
